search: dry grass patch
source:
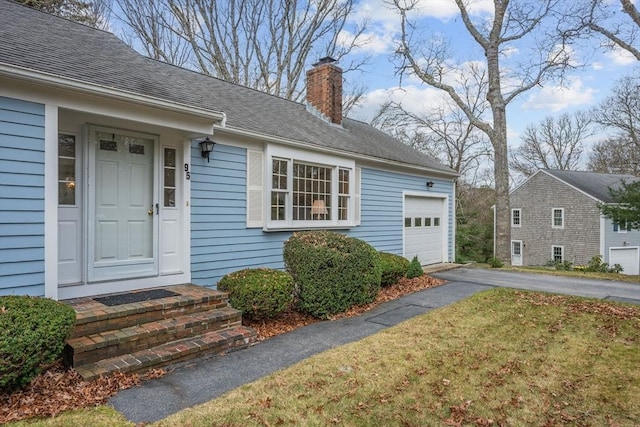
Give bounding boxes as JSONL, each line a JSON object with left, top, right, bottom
{"left": 155, "top": 289, "right": 640, "bottom": 427}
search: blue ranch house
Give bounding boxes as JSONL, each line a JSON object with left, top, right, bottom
{"left": 0, "top": 0, "right": 457, "bottom": 301}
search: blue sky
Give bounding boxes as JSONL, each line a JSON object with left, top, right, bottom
{"left": 342, "top": 0, "right": 639, "bottom": 148}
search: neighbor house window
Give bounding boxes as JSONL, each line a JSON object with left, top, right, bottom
{"left": 511, "top": 209, "right": 521, "bottom": 227}
{"left": 267, "top": 147, "right": 356, "bottom": 228}
{"left": 613, "top": 221, "right": 630, "bottom": 233}
{"left": 552, "top": 245, "right": 563, "bottom": 262}
{"left": 552, "top": 208, "right": 564, "bottom": 228}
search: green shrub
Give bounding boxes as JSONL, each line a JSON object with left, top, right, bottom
{"left": 610, "top": 263, "right": 624, "bottom": 274}
{"left": 283, "top": 231, "right": 381, "bottom": 318}
{"left": 585, "top": 255, "right": 610, "bottom": 273}
{"left": 487, "top": 256, "right": 504, "bottom": 268}
{"left": 218, "top": 268, "right": 294, "bottom": 320}
{"left": 547, "top": 260, "right": 573, "bottom": 271}
{"left": 0, "top": 296, "right": 76, "bottom": 393}
{"left": 406, "top": 256, "right": 424, "bottom": 279}
{"left": 379, "top": 252, "right": 410, "bottom": 286}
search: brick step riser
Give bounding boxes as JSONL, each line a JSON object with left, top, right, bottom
{"left": 70, "top": 316, "right": 242, "bottom": 366}
{"left": 76, "top": 327, "right": 257, "bottom": 380}
{"left": 70, "top": 299, "right": 229, "bottom": 338}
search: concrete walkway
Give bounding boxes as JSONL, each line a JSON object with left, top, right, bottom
{"left": 109, "top": 266, "right": 639, "bottom": 424}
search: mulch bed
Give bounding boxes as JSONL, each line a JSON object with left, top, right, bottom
{"left": 0, "top": 274, "right": 445, "bottom": 424}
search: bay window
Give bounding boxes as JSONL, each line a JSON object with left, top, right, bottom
{"left": 265, "top": 145, "right": 357, "bottom": 229}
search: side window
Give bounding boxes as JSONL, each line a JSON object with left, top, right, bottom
{"left": 552, "top": 208, "right": 564, "bottom": 228}
{"left": 511, "top": 208, "right": 521, "bottom": 227}
{"left": 552, "top": 245, "right": 563, "bottom": 262}
{"left": 163, "top": 147, "right": 176, "bottom": 207}
{"left": 58, "top": 134, "right": 76, "bottom": 205}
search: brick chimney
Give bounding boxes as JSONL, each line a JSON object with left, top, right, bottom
{"left": 306, "top": 57, "right": 343, "bottom": 125}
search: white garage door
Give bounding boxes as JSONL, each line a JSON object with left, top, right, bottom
{"left": 610, "top": 247, "right": 640, "bottom": 275}
{"left": 404, "top": 196, "right": 445, "bottom": 265}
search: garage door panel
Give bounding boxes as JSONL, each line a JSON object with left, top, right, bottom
{"left": 404, "top": 196, "right": 445, "bottom": 265}
{"left": 610, "top": 247, "right": 639, "bottom": 275}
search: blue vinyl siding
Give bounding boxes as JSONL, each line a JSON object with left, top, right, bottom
{"left": 190, "top": 143, "right": 288, "bottom": 287}
{"left": 190, "top": 143, "right": 455, "bottom": 288}
{"left": 0, "top": 96, "right": 45, "bottom": 296}
{"left": 350, "top": 168, "right": 455, "bottom": 261}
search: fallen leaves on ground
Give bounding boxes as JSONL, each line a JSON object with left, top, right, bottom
{"left": 245, "top": 273, "right": 446, "bottom": 339}
{"left": 1, "top": 273, "right": 444, "bottom": 424}
{"left": 0, "top": 364, "right": 165, "bottom": 424}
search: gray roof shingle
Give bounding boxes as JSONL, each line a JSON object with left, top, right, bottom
{"left": 0, "top": 0, "right": 456, "bottom": 175}
{"left": 543, "top": 169, "right": 638, "bottom": 203}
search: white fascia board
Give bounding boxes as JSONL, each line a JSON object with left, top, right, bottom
{"left": 219, "top": 125, "right": 459, "bottom": 179}
{"left": 0, "top": 63, "right": 226, "bottom": 125}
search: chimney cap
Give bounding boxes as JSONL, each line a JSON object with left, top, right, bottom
{"left": 313, "top": 56, "right": 337, "bottom": 67}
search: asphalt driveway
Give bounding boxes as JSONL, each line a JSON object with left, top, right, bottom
{"left": 110, "top": 266, "right": 639, "bottom": 423}
{"left": 433, "top": 267, "right": 640, "bottom": 305}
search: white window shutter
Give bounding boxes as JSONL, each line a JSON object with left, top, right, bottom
{"left": 354, "top": 167, "right": 361, "bottom": 225}
{"left": 247, "top": 149, "right": 264, "bottom": 227}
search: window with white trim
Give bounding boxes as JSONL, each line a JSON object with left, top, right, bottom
{"left": 511, "top": 208, "right": 521, "bottom": 227}
{"left": 552, "top": 208, "right": 564, "bottom": 228}
{"left": 552, "top": 245, "right": 563, "bottom": 262}
{"left": 261, "top": 146, "right": 359, "bottom": 229}
{"left": 613, "top": 221, "right": 631, "bottom": 233}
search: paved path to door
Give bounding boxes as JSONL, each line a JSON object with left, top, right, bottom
{"left": 110, "top": 267, "right": 639, "bottom": 423}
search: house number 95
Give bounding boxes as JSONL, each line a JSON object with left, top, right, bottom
{"left": 184, "top": 163, "right": 191, "bottom": 180}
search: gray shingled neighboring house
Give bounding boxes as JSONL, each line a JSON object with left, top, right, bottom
{"left": 0, "top": 0, "right": 458, "bottom": 300}
{"left": 508, "top": 169, "right": 640, "bottom": 275}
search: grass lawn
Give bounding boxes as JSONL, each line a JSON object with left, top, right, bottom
{"left": 11, "top": 288, "right": 640, "bottom": 426}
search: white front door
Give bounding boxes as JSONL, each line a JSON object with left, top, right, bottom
{"left": 511, "top": 240, "right": 523, "bottom": 266}
{"left": 88, "top": 127, "right": 159, "bottom": 281}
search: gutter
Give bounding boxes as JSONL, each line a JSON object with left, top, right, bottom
{"left": 0, "top": 63, "right": 227, "bottom": 125}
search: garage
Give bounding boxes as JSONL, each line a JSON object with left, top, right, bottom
{"left": 609, "top": 247, "right": 640, "bottom": 275}
{"left": 404, "top": 195, "right": 446, "bottom": 265}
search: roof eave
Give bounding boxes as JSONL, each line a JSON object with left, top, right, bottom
{"left": 220, "top": 124, "right": 459, "bottom": 178}
{"left": 0, "top": 63, "right": 227, "bottom": 125}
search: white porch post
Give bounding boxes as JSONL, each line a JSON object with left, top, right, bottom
{"left": 44, "top": 104, "right": 58, "bottom": 299}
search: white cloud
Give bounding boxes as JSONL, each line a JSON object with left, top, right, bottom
{"left": 349, "top": 85, "right": 450, "bottom": 122}
{"left": 521, "top": 78, "right": 596, "bottom": 112}
{"left": 346, "top": 0, "right": 494, "bottom": 55}
{"left": 604, "top": 47, "right": 637, "bottom": 66}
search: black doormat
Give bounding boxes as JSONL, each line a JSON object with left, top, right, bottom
{"left": 94, "top": 289, "right": 180, "bottom": 306}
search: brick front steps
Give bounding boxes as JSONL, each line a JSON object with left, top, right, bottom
{"left": 63, "top": 284, "right": 257, "bottom": 380}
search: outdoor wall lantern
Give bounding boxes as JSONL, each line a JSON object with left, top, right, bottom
{"left": 199, "top": 137, "right": 216, "bottom": 162}
{"left": 426, "top": 181, "right": 434, "bottom": 188}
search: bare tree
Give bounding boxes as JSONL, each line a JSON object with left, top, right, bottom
{"left": 113, "top": 0, "right": 369, "bottom": 102}
{"left": 510, "top": 111, "right": 592, "bottom": 178}
{"left": 582, "top": 0, "right": 640, "bottom": 61}
{"left": 371, "top": 61, "right": 492, "bottom": 184}
{"left": 391, "top": 0, "right": 575, "bottom": 263}
{"left": 592, "top": 75, "right": 640, "bottom": 148}
{"left": 17, "top": 0, "right": 110, "bottom": 28}
{"left": 588, "top": 136, "right": 640, "bottom": 176}
{"left": 372, "top": 101, "right": 492, "bottom": 184}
